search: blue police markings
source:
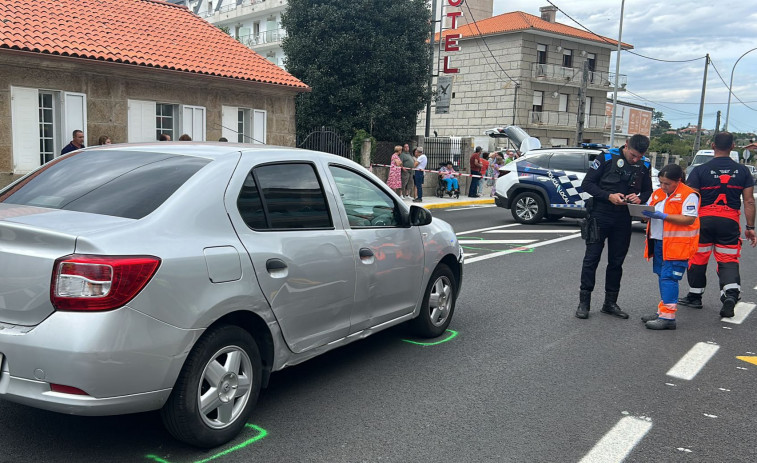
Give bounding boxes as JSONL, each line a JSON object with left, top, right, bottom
{"left": 545, "top": 169, "right": 592, "bottom": 209}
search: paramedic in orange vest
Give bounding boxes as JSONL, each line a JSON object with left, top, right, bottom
{"left": 639, "top": 164, "right": 700, "bottom": 330}
{"left": 678, "top": 132, "right": 756, "bottom": 318}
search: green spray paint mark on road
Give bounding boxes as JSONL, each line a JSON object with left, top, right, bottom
{"left": 402, "top": 329, "right": 458, "bottom": 346}
{"left": 145, "top": 424, "right": 267, "bottom": 463}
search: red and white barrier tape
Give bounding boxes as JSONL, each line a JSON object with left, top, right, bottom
{"left": 370, "top": 163, "right": 497, "bottom": 180}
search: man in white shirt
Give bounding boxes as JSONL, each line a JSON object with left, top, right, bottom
{"left": 413, "top": 147, "right": 428, "bottom": 203}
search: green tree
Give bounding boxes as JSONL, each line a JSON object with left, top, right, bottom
{"left": 282, "top": 0, "right": 431, "bottom": 141}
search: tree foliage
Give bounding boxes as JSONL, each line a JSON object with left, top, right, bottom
{"left": 282, "top": 0, "right": 431, "bottom": 141}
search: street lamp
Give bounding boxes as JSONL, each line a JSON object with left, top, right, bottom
{"left": 724, "top": 46, "right": 757, "bottom": 131}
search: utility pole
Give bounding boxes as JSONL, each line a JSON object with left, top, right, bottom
{"left": 424, "top": 0, "right": 439, "bottom": 138}
{"left": 693, "top": 54, "right": 709, "bottom": 153}
{"left": 575, "top": 60, "right": 589, "bottom": 145}
{"left": 609, "top": 0, "right": 626, "bottom": 148}
{"left": 714, "top": 110, "right": 721, "bottom": 136}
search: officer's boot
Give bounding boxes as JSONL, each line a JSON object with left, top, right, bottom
{"left": 678, "top": 292, "right": 703, "bottom": 309}
{"left": 575, "top": 290, "right": 591, "bottom": 319}
{"left": 600, "top": 291, "right": 629, "bottom": 319}
{"left": 720, "top": 289, "right": 739, "bottom": 318}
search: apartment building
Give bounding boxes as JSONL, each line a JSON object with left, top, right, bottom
{"left": 421, "top": 5, "right": 633, "bottom": 148}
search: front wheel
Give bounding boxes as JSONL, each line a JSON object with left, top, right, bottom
{"left": 511, "top": 191, "right": 546, "bottom": 224}
{"left": 161, "top": 325, "right": 262, "bottom": 448}
{"left": 409, "top": 264, "right": 457, "bottom": 338}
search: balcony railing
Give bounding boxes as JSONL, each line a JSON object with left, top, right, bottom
{"left": 528, "top": 111, "right": 608, "bottom": 130}
{"left": 531, "top": 63, "right": 627, "bottom": 90}
{"left": 199, "top": 0, "right": 272, "bottom": 18}
{"left": 238, "top": 29, "right": 286, "bottom": 48}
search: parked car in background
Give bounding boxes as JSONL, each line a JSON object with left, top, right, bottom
{"left": 746, "top": 164, "right": 757, "bottom": 182}
{"left": 685, "top": 149, "right": 740, "bottom": 176}
{"left": 0, "top": 144, "right": 464, "bottom": 448}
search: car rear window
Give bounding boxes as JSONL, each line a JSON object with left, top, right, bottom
{"left": 0, "top": 150, "right": 211, "bottom": 219}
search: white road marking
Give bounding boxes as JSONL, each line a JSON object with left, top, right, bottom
{"left": 456, "top": 223, "right": 521, "bottom": 235}
{"left": 465, "top": 233, "right": 581, "bottom": 264}
{"left": 463, "top": 253, "right": 477, "bottom": 258}
{"left": 721, "top": 302, "right": 756, "bottom": 324}
{"left": 482, "top": 229, "right": 577, "bottom": 234}
{"left": 703, "top": 413, "right": 718, "bottom": 418}
{"left": 579, "top": 416, "right": 653, "bottom": 463}
{"left": 666, "top": 342, "right": 720, "bottom": 380}
{"left": 753, "top": 284, "right": 757, "bottom": 290}
{"left": 458, "top": 239, "right": 537, "bottom": 244}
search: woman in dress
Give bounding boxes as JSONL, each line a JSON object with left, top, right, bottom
{"left": 387, "top": 145, "right": 403, "bottom": 195}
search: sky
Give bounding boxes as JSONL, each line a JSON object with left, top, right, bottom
{"left": 490, "top": 0, "right": 757, "bottom": 134}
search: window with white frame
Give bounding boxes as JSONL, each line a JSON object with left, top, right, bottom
{"left": 222, "top": 106, "right": 267, "bottom": 144}
{"left": 127, "top": 100, "right": 206, "bottom": 142}
{"left": 537, "top": 44, "right": 547, "bottom": 65}
{"left": 562, "top": 49, "right": 573, "bottom": 68}
{"left": 558, "top": 93, "right": 569, "bottom": 112}
{"left": 156, "top": 103, "right": 177, "bottom": 140}
{"left": 532, "top": 91, "right": 543, "bottom": 112}
{"left": 10, "top": 86, "right": 87, "bottom": 173}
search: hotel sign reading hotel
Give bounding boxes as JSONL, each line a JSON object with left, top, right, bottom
{"left": 443, "top": 0, "right": 462, "bottom": 73}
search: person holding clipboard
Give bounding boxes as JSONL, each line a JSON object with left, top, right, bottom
{"left": 639, "top": 164, "right": 700, "bottom": 330}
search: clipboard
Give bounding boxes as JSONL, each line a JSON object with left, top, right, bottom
{"left": 627, "top": 203, "right": 655, "bottom": 218}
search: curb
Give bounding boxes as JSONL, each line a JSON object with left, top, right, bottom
{"left": 405, "top": 198, "right": 495, "bottom": 210}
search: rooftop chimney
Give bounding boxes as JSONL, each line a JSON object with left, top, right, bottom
{"left": 539, "top": 5, "right": 558, "bottom": 23}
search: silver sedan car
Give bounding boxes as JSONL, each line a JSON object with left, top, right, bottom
{"left": 0, "top": 143, "right": 463, "bottom": 448}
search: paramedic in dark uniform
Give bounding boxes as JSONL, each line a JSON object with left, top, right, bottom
{"left": 575, "top": 134, "right": 653, "bottom": 319}
{"left": 678, "top": 132, "right": 756, "bottom": 317}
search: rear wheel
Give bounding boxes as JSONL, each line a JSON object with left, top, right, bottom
{"left": 161, "top": 325, "right": 262, "bottom": 448}
{"left": 511, "top": 192, "right": 546, "bottom": 224}
{"left": 409, "top": 264, "right": 457, "bottom": 338}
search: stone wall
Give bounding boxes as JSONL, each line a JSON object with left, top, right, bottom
{"left": 0, "top": 52, "right": 300, "bottom": 187}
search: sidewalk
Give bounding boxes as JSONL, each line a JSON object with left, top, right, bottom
{"left": 401, "top": 193, "right": 495, "bottom": 210}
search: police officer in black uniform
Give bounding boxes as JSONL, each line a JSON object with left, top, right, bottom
{"left": 576, "top": 134, "right": 653, "bottom": 319}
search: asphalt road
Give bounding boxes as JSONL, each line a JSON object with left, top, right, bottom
{"left": 1, "top": 204, "right": 755, "bottom": 462}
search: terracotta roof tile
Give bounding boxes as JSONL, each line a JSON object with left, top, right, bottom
{"left": 0, "top": 0, "right": 308, "bottom": 90}
{"left": 439, "top": 11, "right": 633, "bottom": 50}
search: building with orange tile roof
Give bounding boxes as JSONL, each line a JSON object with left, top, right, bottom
{"left": 420, "top": 4, "right": 635, "bottom": 149}
{"left": 0, "top": 0, "right": 309, "bottom": 186}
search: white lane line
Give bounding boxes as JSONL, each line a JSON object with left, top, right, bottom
{"left": 463, "top": 253, "right": 477, "bottom": 258}
{"left": 465, "top": 233, "right": 581, "bottom": 264}
{"left": 456, "top": 223, "right": 521, "bottom": 235}
{"left": 483, "top": 229, "right": 577, "bottom": 234}
{"left": 579, "top": 416, "right": 653, "bottom": 463}
{"left": 666, "top": 342, "right": 720, "bottom": 380}
{"left": 458, "top": 239, "right": 537, "bottom": 244}
{"left": 721, "top": 302, "right": 755, "bottom": 324}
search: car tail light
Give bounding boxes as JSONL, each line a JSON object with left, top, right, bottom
{"left": 51, "top": 254, "right": 161, "bottom": 312}
{"left": 50, "top": 384, "right": 89, "bottom": 395}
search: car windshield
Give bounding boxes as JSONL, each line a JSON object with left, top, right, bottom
{"left": 692, "top": 153, "right": 713, "bottom": 165}
{"left": 0, "top": 149, "right": 211, "bottom": 219}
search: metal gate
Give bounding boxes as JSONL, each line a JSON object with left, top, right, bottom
{"left": 297, "top": 126, "right": 353, "bottom": 159}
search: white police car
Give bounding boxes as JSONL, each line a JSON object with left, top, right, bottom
{"left": 493, "top": 146, "right": 607, "bottom": 224}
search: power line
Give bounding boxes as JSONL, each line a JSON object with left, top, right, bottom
{"left": 624, "top": 90, "right": 701, "bottom": 117}
{"left": 545, "top": 0, "right": 707, "bottom": 64}
{"left": 708, "top": 59, "right": 757, "bottom": 112}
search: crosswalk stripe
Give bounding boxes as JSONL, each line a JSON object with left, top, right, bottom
{"left": 721, "top": 302, "right": 755, "bottom": 324}
{"left": 666, "top": 342, "right": 720, "bottom": 380}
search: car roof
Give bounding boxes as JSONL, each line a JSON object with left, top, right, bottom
{"left": 77, "top": 142, "right": 333, "bottom": 160}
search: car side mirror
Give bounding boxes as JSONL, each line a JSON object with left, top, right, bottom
{"left": 409, "top": 205, "right": 432, "bottom": 226}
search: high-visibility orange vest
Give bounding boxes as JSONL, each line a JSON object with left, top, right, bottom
{"left": 644, "top": 182, "right": 700, "bottom": 261}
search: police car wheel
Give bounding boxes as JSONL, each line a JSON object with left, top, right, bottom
{"left": 511, "top": 192, "right": 545, "bottom": 224}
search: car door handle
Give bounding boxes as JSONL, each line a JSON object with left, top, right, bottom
{"left": 265, "top": 258, "right": 288, "bottom": 277}
{"left": 359, "top": 248, "right": 374, "bottom": 258}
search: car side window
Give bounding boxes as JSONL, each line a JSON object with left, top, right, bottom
{"left": 549, "top": 152, "right": 586, "bottom": 172}
{"left": 328, "top": 165, "right": 400, "bottom": 228}
{"left": 523, "top": 153, "right": 551, "bottom": 168}
{"left": 236, "top": 163, "right": 332, "bottom": 230}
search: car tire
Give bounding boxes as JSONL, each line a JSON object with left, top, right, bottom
{"left": 161, "top": 325, "right": 262, "bottom": 448}
{"left": 511, "top": 191, "right": 546, "bottom": 224}
{"left": 545, "top": 214, "right": 564, "bottom": 222}
{"left": 409, "top": 264, "right": 456, "bottom": 338}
